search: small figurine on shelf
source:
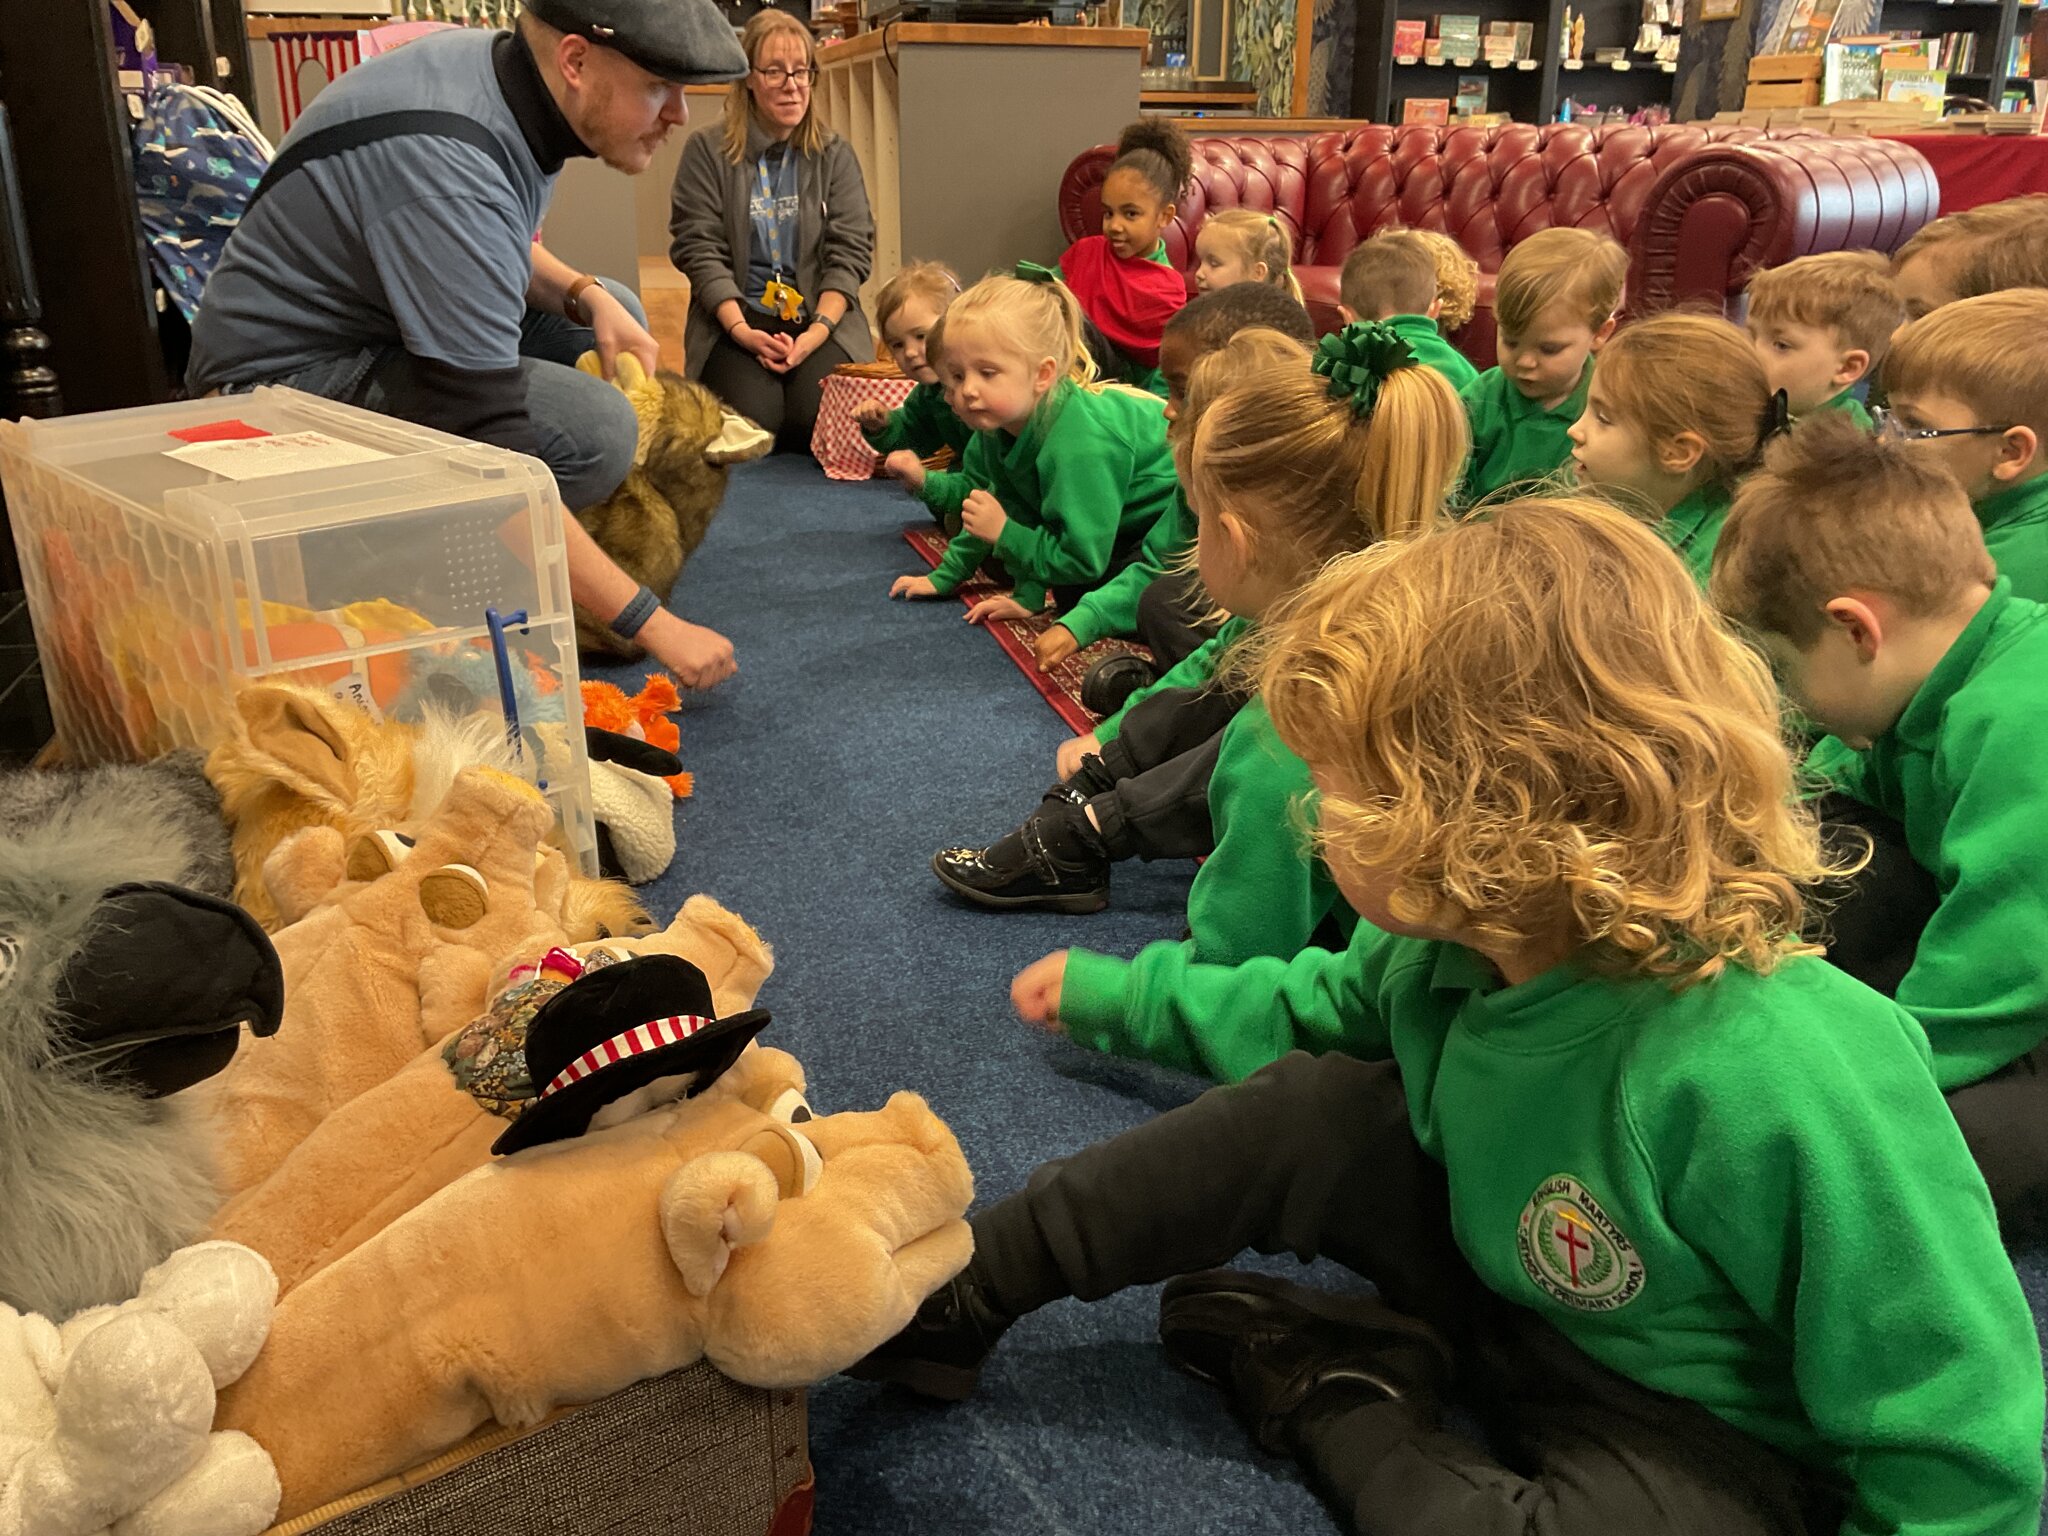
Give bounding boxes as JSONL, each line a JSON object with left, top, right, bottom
{"left": 1572, "top": 10, "right": 1587, "bottom": 61}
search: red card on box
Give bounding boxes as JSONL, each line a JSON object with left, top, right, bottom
{"left": 168, "top": 420, "right": 271, "bottom": 444}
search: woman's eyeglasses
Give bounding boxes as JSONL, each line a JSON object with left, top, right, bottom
{"left": 1872, "top": 408, "right": 2013, "bottom": 443}
{"left": 753, "top": 64, "right": 816, "bottom": 86}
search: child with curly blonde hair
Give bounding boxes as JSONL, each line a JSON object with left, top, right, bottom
{"left": 858, "top": 260, "right": 969, "bottom": 517}
{"left": 889, "top": 269, "right": 1179, "bottom": 623}
{"left": 856, "top": 495, "right": 2044, "bottom": 1536}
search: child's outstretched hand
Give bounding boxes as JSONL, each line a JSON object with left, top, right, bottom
{"left": 1035, "top": 624, "right": 1080, "bottom": 670}
{"left": 882, "top": 450, "right": 927, "bottom": 491}
{"left": 965, "top": 595, "right": 1032, "bottom": 626}
{"left": 1012, "top": 951, "right": 1069, "bottom": 1033}
{"left": 854, "top": 398, "right": 892, "bottom": 431}
{"left": 891, "top": 574, "right": 939, "bottom": 600}
{"left": 1056, "top": 730, "right": 1101, "bottom": 781}
{"left": 961, "top": 489, "right": 1009, "bottom": 543}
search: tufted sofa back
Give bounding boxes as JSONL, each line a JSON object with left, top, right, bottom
{"left": 1059, "top": 123, "right": 1937, "bottom": 366}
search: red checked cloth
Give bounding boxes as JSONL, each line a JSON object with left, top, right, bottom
{"left": 813, "top": 365, "right": 917, "bottom": 481}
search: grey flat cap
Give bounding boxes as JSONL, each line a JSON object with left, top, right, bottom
{"left": 525, "top": 0, "right": 749, "bottom": 83}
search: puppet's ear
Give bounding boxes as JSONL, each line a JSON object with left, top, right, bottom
{"left": 236, "top": 687, "right": 358, "bottom": 807}
{"left": 660, "top": 1151, "right": 783, "bottom": 1298}
{"left": 575, "top": 350, "right": 606, "bottom": 380}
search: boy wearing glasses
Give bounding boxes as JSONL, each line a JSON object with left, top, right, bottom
{"left": 1712, "top": 409, "right": 2048, "bottom": 1238}
{"left": 1877, "top": 291, "right": 2048, "bottom": 602}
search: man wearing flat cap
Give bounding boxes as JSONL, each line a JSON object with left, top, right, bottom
{"left": 188, "top": 0, "right": 748, "bottom": 688}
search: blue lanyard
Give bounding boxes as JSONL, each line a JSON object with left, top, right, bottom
{"left": 754, "top": 147, "right": 798, "bottom": 282}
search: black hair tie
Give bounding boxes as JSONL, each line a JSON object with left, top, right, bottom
{"left": 1759, "top": 388, "right": 1792, "bottom": 442}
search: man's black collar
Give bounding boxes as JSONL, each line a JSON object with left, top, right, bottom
{"left": 493, "top": 27, "right": 590, "bottom": 174}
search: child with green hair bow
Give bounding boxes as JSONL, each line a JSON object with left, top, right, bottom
{"left": 934, "top": 322, "right": 1473, "bottom": 1056}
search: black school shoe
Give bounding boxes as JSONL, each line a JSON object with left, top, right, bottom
{"left": 931, "top": 785, "right": 1111, "bottom": 914}
{"left": 1081, "top": 652, "right": 1159, "bottom": 717}
{"left": 1158, "top": 1270, "right": 1454, "bottom": 1455}
{"left": 842, "top": 1269, "right": 1016, "bottom": 1401}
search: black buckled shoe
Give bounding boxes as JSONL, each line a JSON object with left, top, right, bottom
{"left": 1158, "top": 1270, "right": 1453, "bottom": 1455}
{"left": 842, "top": 1270, "right": 1016, "bottom": 1402}
{"left": 1081, "top": 652, "right": 1160, "bottom": 718}
{"left": 932, "top": 787, "right": 1111, "bottom": 914}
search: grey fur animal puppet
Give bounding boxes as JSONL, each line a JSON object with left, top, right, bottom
{"left": 0, "top": 754, "right": 283, "bottom": 1318}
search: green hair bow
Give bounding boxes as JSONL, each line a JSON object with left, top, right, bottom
{"left": 1312, "top": 321, "right": 1417, "bottom": 419}
{"left": 1014, "top": 260, "right": 1060, "bottom": 285}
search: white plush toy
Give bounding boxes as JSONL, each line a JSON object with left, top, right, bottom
{"left": 0, "top": 1242, "right": 280, "bottom": 1536}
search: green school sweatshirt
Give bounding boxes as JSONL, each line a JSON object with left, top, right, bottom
{"left": 923, "top": 380, "right": 1178, "bottom": 613}
{"left": 1654, "top": 481, "right": 1732, "bottom": 590}
{"left": 1383, "top": 312, "right": 1480, "bottom": 393}
{"left": 1804, "top": 580, "right": 2048, "bottom": 1089}
{"left": 1459, "top": 358, "right": 1591, "bottom": 502}
{"left": 1093, "top": 614, "right": 1253, "bottom": 746}
{"left": 1975, "top": 472, "right": 2048, "bottom": 604}
{"left": 1065, "top": 697, "right": 1357, "bottom": 1005}
{"left": 1059, "top": 929, "right": 2045, "bottom": 1536}
{"left": 1059, "top": 487, "right": 1196, "bottom": 650}
{"left": 863, "top": 382, "right": 975, "bottom": 521}
{"left": 1814, "top": 388, "right": 1874, "bottom": 430}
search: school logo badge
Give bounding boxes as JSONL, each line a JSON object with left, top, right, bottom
{"left": 1517, "top": 1174, "right": 1646, "bottom": 1312}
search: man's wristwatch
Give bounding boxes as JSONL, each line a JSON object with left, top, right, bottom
{"left": 564, "top": 274, "right": 603, "bottom": 327}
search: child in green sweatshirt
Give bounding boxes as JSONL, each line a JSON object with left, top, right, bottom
{"left": 1565, "top": 312, "right": 1776, "bottom": 589}
{"left": 887, "top": 271, "right": 1179, "bottom": 622}
{"left": 1712, "top": 408, "right": 2048, "bottom": 1240}
{"left": 1879, "top": 289, "right": 2048, "bottom": 602}
{"left": 933, "top": 321, "right": 1469, "bottom": 961}
{"left": 1336, "top": 231, "right": 1480, "bottom": 392}
{"left": 1458, "top": 227, "right": 1625, "bottom": 502}
{"left": 855, "top": 261, "right": 971, "bottom": 528}
{"left": 856, "top": 495, "right": 2045, "bottom": 1536}
{"left": 1742, "top": 250, "right": 1900, "bottom": 430}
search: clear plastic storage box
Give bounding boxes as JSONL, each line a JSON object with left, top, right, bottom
{"left": 0, "top": 387, "right": 597, "bottom": 873}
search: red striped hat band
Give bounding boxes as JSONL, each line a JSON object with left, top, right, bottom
{"left": 539, "top": 1014, "right": 714, "bottom": 1100}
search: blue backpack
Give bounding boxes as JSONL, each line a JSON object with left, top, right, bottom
{"left": 130, "top": 79, "right": 273, "bottom": 322}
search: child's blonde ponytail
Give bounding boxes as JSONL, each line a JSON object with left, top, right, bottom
{"left": 943, "top": 268, "right": 1100, "bottom": 388}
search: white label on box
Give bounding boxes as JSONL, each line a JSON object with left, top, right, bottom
{"left": 167, "top": 430, "right": 392, "bottom": 481}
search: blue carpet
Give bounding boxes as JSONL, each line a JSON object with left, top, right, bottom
{"left": 588, "top": 454, "right": 2048, "bottom": 1534}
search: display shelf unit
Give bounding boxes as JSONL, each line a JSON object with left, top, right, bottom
{"left": 1351, "top": 0, "right": 1673, "bottom": 121}
{"left": 1876, "top": 0, "right": 2037, "bottom": 105}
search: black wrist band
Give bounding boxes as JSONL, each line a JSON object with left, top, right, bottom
{"left": 609, "top": 585, "right": 662, "bottom": 640}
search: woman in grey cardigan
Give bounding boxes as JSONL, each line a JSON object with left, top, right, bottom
{"left": 669, "top": 9, "right": 873, "bottom": 448}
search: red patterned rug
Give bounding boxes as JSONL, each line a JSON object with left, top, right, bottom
{"left": 900, "top": 525, "right": 1153, "bottom": 735}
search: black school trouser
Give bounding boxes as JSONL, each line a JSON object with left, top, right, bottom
{"left": 971, "top": 1052, "right": 1843, "bottom": 1536}
{"left": 1135, "top": 567, "right": 1222, "bottom": 674}
{"left": 1816, "top": 793, "right": 2048, "bottom": 1241}
{"left": 1083, "top": 680, "right": 1248, "bottom": 863}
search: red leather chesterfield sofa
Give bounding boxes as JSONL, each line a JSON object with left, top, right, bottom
{"left": 1058, "top": 124, "right": 1938, "bottom": 368}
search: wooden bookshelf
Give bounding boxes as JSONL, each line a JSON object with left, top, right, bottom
{"left": 1875, "top": 0, "right": 2036, "bottom": 106}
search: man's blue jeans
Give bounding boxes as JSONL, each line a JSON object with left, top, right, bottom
{"left": 262, "top": 277, "right": 646, "bottom": 511}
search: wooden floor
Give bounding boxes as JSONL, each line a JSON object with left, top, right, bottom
{"left": 638, "top": 257, "right": 691, "bottom": 376}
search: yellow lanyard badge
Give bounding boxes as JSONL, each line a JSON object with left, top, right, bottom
{"left": 760, "top": 277, "right": 805, "bottom": 323}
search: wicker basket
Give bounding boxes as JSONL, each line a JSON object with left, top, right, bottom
{"left": 266, "top": 1362, "right": 812, "bottom": 1536}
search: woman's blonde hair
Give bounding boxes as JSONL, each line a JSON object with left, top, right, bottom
{"left": 1593, "top": 313, "right": 1772, "bottom": 493}
{"left": 1198, "top": 210, "right": 1305, "bottom": 303}
{"left": 722, "top": 10, "right": 827, "bottom": 161}
{"left": 1259, "top": 495, "right": 1838, "bottom": 982}
{"left": 1187, "top": 349, "right": 1468, "bottom": 576}
{"left": 941, "top": 272, "right": 1099, "bottom": 388}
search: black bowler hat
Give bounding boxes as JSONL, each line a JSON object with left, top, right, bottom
{"left": 492, "top": 953, "right": 770, "bottom": 1156}
{"left": 524, "top": 0, "right": 749, "bottom": 84}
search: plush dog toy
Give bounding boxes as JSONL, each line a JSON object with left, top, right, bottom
{"left": 199, "top": 766, "right": 568, "bottom": 1198}
{"left": 206, "top": 682, "right": 650, "bottom": 942}
{"left": 0, "top": 757, "right": 283, "bottom": 1321}
{"left": 215, "top": 1014, "right": 974, "bottom": 1523}
{"left": 0, "top": 1242, "right": 279, "bottom": 1536}
{"left": 570, "top": 352, "right": 770, "bottom": 661}
{"left": 210, "top": 896, "right": 777, "bottom": 1294}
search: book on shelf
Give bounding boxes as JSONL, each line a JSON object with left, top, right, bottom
{"left": 1455, "top": 72, "right": 1489, "bottom": 111}
{"left": 1402, "top": 96, "right": 1452, "bottom": 122}
{"left": 2008, "top": 32, "right": 2030, "bottom": 77}
{"left": 1764, "top": 0, "right": 1847, "bottom": 54}
{"left": 1593, "top": 44, "right": 1627, "bottom": 63}
{"left": 1393, "top": 18, "right": 1428, "bottom": 56}
{"left": 1425, "top": 36, "right": 1445, "bottom": 60}
{"left": 1935, "top": 31, "right": 1976, "bottom": 74}
{"left": 1432, "top": 12, "right": 1483, "bottom": 55}
{"left": 1879, "top": 38, "right": 1941, "bottom": 72}
{"left": 1822, "top": 40, "right": 1883, "bottom": 100}
{"left": 1882, "top": 66, "right": 1949, "bottom": 106}
{"left": 1482, "top": 35, "right": 1520, "bottom": 62}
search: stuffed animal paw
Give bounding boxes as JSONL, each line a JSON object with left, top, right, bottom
{"left": 0, "top": 1243, "right": 279, "bottom": 1536}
